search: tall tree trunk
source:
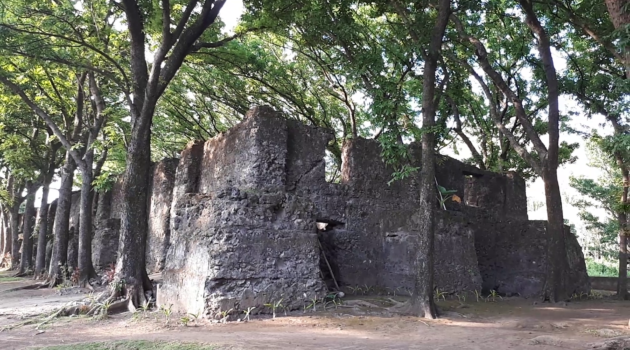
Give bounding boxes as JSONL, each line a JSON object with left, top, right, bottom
{"left": 520, "top": 0, "right": 570, "bottom": 302}
{"left": 0, "top": 209, "right": 5, "bottom": 262}
{"left": 542, "top": 169, "right": 570, "bottom": 301}
{"left": 407, "top": 0, "right": 450, "bottom": 319}
{"left": 18, "top": 182, "right": 38, "bottom": 274}
{"left": 1, "top": 207, "right": 8, "bottom": 257}
{"left": 616, "top": 165, "right": 629, "bottom": 299}
{"left": 604, "top": 0, "right": 630, "bottom": 78}
{"left": 78, "top": 162, "right": 97, "bottom": 286}
{"left": 48, "top": 154, "right": 76, "bottom": 285}
{"left": 9, "top": 197, "right": 21, "bottom": 269}
{"left": 35, "top": 180, "right": 51, "bottom": 278}
{"left": 115, "top": 105, "right": 154, "bottom": 306}
{"left": 45, "top": 199, "right": 57, "bottom": 272}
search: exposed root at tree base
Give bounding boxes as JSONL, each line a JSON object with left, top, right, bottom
{"left": 388, "top": 300, "right": 439, "bottom": 319}
{"left": 0, "top": 288, "right": 132, "bottom": 332}
{"left": 12, "top": 271, "right": 30, "bottom": 278}
{"left": 1, "top": 282, "right": 48, "bottom": 293}
{"left": 0, "top": 301, "right": 77, "bottom": 332}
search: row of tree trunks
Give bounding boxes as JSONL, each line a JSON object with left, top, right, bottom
{"left": 0, "top": 205, "right": 8, "bottom": 264}
{"left": 617, "top": 164, "right": 628, "bottom": 300}
{"left": 9, "top": 193, "right": 21, "bottom": 269}
{"left": 35, "top": 172, "right": 54, "bottom": 278}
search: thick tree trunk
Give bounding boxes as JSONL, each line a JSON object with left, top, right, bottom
{"left": 0, "top": 210, "right": 5, "bottom": 261}
{"left": 407, "top": 0, "right": 450, "bottom": 319}
{"left": 604, "top": 0, "right": 630, "bottom": 79}
{"left": 48, "top": 154, "right": 76, "bottom": 285}
{"left": 35, "top": 180, "right": 51, "bottom": 278}
{"left": 0, "top": 207, "right": 4, "bottom": 254}
{"left": 616, "top": 166, "right": 629, "bottom": 299}
{"left": 114, "top": 107, "right": 154, "bottom": 306}
{"left": 1, "top": 209, "right": 8, "bottom": 257}
{"left": 78, "top": 164, "right": 97, "bottom": 286}
{"left": 45, "top": 199, "right": 57, "bottom": 272}
{"left": 542, "top": 169, "right": 570, "bottom": 302}
{"left": 9, "top": 199, "right": 21, "bottom": 269}
{"left": 0, "top": 213, "right": 3, "bottom": 258}
{"left": 520, "top": 0, "right": 570, "bottom": 302}
{"left": 19, "top": 183, "right": 38, "bottom": 274}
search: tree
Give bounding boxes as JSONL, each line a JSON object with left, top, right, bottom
{"left": 152, "top": 34, "right": 358, "bottom": 167}
{"left": 556, "top": 0, "right": 629, "bottom": 299}
{"left": 394, "top": 0, "right": 451, "bottom": 318}
{"left": 34, "top": 141, "right": 61, "bottom": 278}
{"left": 603, "top": 0, "right": 629, "bottom": 78}
{"left": 245, "top": 0, "right": 459, "bottom": 316}
{"left": 0, "top": 84, "right": 58, "bottom": 271}
{"left": 570, "top": 139, "right": 624, "bottom": 261}
{"left": 113, "top": 0, "right": 245, "bottom": 307}
{"left": 0, "top": 69, "right": 111, "bottom": 284}
{"left": 450, "top": 0, "right": 575, "bottom": 301}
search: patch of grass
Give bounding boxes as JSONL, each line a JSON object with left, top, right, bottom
{"left": 35, "top": 340, "right": 217, "bottom": 350}
{"left": 0, "top": 276, "right": 22, "bottom": 282}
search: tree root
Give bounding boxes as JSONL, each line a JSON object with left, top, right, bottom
{"left": 1, "top": 283, "right": 47, "bottom": 293}
{"left": 0, "top": 316, "right": 42, "bottom": 331}
{"left": 1, "top": 290, "right": 130, "bottom": 332}
{"left": 0, "top": 302, "right": 75, "bottom": 332}
{"left": 388, "top": 300, "right": 439, "bottom": 319}
{"left": 35, "top": 306, "right": 69, "bottom": 330}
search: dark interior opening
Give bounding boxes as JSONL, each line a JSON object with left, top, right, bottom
{"left": 463, "top": 171, "right": 483, "bottom": 207}
{"left": 316, "top": 220, "right": 344, "bottom": 290}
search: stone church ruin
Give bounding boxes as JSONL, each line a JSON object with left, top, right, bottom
{"left": 82, "top": 106, "right": 589, "bottom": 318}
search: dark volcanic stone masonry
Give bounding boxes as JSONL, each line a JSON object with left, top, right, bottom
{"left": 85, "top": 106, "right": 589, "bottom": 318}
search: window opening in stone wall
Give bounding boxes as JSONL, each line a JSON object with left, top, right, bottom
{"left": 316, "top": 220, "right": 344, "bottom": 290}
{"left": 325, "top": 150, "right": 342, "bottom": 183}
{"left": 463, "top": 171, "right": 483, "bottom": 207}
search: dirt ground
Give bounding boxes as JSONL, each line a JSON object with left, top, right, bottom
{"left": 1, "top": 272, "right": 629, "bottom": 350}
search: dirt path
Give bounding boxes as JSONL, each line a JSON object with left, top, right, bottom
{"left": 0, "top": 271, "right": 91, "bottom": 328}
{"left": 1, "top": 273, "right": 629, "bottom": 349}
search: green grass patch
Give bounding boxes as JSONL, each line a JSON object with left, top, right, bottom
{"left": 0, "top": 276, "right": 22, "bottom": 282}
{"left": 35, "top": 340, "right": 217, "bottom": 350}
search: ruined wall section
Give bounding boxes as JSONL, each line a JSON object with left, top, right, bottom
{"left": 160, "top": 107, "right": 327, "bottom": 318}
{"left": 198, "top": 109, "right": 288, "bottom": 194}
{"left": 146, "top": 159, "right": 178, "bottom": 273}
{"left": 473, "top": 218, "right": 589, "bottom": 297}
{"left": 158, "top": 105, "right": 588, "bottom": 313}
{"left": 92, "top": 180, "right": 123, "bottom": 270}
{"left": 434, "top": 157, "right": 528, "bottom": 220}
{"left": 321, "top": 138, "right": 483, "bottom": 293}
{"left": 285, "top": 120, "right": 333, "bottom": 192}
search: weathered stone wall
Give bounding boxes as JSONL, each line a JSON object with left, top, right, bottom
{"left": 160, "top": 107, "right": 327, "bottom": 318}
{"left": 158, "top": 106, "right": 589, "bottom": 317}
{"left": 590, "top": 276, "right": 627, "bottom": 291}
{"left": 92, "top": 157, "right": 180, "bottom": 274}
{"left": 44, "top": 103, "right": 583, "bottom": 316}
{"left": 471, "top": 215, "right": 589, "bottom": 297}
{"left": 323, "top": 137, "right": 482, "bottom": 294}
{"left": 92, "top": 180, "right": 123, "bottom": 270}
{"left": 146, "top": 159, "right": 178, "bottom": 273}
